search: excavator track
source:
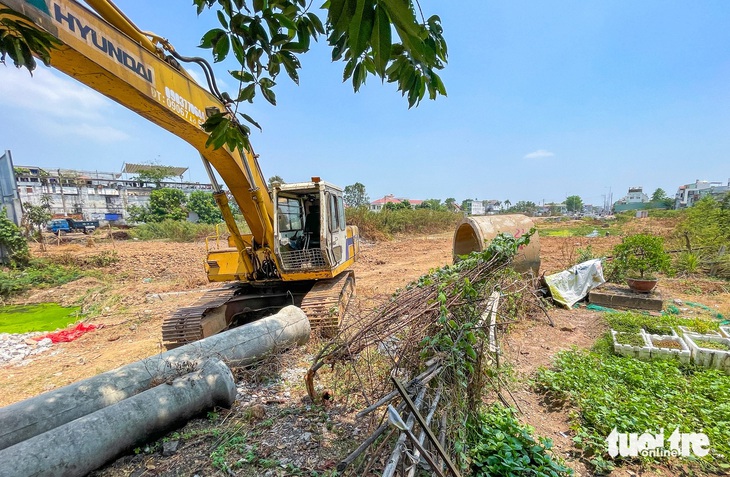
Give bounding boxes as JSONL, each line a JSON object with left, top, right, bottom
{"left": 300, "top": 271, "right": 356, "bottom": 334}
{"left": 161, "top": 286, "right": 238, "bottom": 346}
{"left": 162, "top": 272, "right": 356, "bottom": 347}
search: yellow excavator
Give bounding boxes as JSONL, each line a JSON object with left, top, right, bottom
{"left": 2, "top": 0, "right": 359, "bottom": 345}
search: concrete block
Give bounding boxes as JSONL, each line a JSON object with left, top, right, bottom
{"left": 589, "top": 284, "right": 663, "bottom": 312}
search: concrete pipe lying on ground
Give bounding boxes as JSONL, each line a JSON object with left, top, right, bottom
{"left": 452, "top": 214, "right": 540, "bottom": 274}
{"left": 0, "top": 358, "right": 236, "bottom": 477}
{"left": 0, "top": 305, "right": 310, "bottom": 451}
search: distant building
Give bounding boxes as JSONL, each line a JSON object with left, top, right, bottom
{"left": 536, "top": 202, "right": 567, "bottom": 217}
{"left": 613, "top": 186, "right": 650, "bottom": 212}
{"left": 463, "top": 199, "right": 485, "bottom": 216}
{"left": 675, "top": 179, "right": 730, "bottom": 209}
{"left": 369, "top": 194, "right": 422, "bottom": 212}
{"left": 3, "top": 160, "right": 212, "bottom": 226}
{"left": 482, "top": 200, "right": 501, "bottom": 213}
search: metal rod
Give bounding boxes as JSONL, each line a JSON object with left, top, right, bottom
{"left": 357, "top": 363, "right": 443, "bottom": 418}
{"left": 336, "top": 401, "right": 407, "bottom": 473}
{"left": 386, "top": 406, "right": 447, "bottom": 477}
{"left": 406, "top": 387, "right": 442, "bottom": 477}
{"left": 381, "top": 387, "right": 427, "bottom": 477}
{"left": 392, "top": 377, "right": 461, "bottom": 477}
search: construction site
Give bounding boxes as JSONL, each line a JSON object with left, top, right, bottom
{"left": 0, "top": 212, "right": 729, "bottom": 476}
{"left": 2, "top": 1, "right": 730, "bottom": 476}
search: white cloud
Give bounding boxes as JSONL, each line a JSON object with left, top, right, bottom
{"left": 524, "top": 149, "right": 555, "bottom": 159}
{"left": 43, "top": 121, "right": 130, "bottom": 142}
{"left": 0, "top": 67, "right": 129, "bottom": 141}
{"left": 0, "top": 67, "right": 110, "bottom": 119}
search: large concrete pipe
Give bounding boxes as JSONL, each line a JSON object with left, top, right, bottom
{"left": 0, "top": 305, "right": 309, "bottom": 451}
{"left": 0, "top": 359, "right": 236, "bottom": 477}
{"left": 453, "top": 214, "right": 540, "bottom": 274}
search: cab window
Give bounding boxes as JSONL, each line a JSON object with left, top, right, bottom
{"left": 277, "top": 197, "right": 303, "bottom": 232}
{"left": 328, "top": 193, "right": 338, "bottom": 233}
{"left": 337, "top": 196, "right": 346, "bottom": 231}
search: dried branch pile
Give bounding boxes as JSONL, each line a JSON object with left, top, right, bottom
{"left": 306, "top": 233, "right": 548, "bottom": 475}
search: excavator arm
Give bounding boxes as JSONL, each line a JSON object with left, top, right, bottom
{"left": 1, "top": 0, "right": 274, "bottom": 277}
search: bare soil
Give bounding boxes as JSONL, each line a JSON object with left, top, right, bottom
{"left": 2, "top": 227, "right": 728, "bottom": 476}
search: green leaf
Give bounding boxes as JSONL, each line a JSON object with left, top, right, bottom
{"left": 274, "top": 13, "right": 297, "bottom": 31}
{"left": 260, "top": 85, "right": 277, "bottom": 105}
{"left": 348, "top": 0, "right": 375, "bottom": 58}
{"left": 217, "top": 10, "right": 229, "bottom": 29}
{"left": 327, "top": 0, "right": 347, "bottom": 32}
{"left": 230, "top": 70, "right": 255, "bottom": 83}
{"left": 279, "top": 51, "right": 301, "bottom": 84}
{"left": 343, "top": 57, "right": 356, "bottom": 81}
{"left": 306, "top": 12, "right": 325, "bottom": 35}
{"left": 239, "top": 113, "right": 262, "bottom": 131}
{"left": 352, "top": 61, "right": 365, "bottom": 91}
{"left": 237, "top": 83, "right": 257, "bottom": 102}
{"left": 199, "top": 28, "right": 226, "bottom": 49}
{"left": 371, "top": 4, "right": 391, "bottom": 77}
{"left": 212, "top": 34, "right": 230, "bottom": 62}
{"left": 231, "top": 36, "right": 246, "bottom": 64}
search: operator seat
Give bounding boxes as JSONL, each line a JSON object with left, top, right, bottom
{"left": 303, "top": 212, "right": 320, "bottom": 249}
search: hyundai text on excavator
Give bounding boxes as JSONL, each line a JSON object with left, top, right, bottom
{"left": 2, "top": 0, "right": 359, "bottom": 345}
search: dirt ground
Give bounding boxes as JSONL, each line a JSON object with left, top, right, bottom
{"left": 2, "top": 227, "right": 729, "bottom": 476}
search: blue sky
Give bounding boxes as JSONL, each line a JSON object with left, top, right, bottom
{"left": 1, "top": 0, "right": 729, "bottom": 207}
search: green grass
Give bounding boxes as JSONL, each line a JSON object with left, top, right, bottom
{"left": 131, "top": 219, "right": 219, "bottom": 242}
{"left": 0, "top": 303, "right": 81, "bottom": 333}
{"left": 538, "top": 224, "right": 621, "bottom": 237}
{"left": 346, "top": 207, "right": 461, "bottom": 240}
{"left": 606, "top": 310, "right": 719, "bottom": 335}
{"left": 0, "top": 259, "right": 82, "bottom": 298}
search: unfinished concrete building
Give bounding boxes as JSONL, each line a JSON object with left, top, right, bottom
{"left": 0, "top": 151, "right": 212, "bottom": 226}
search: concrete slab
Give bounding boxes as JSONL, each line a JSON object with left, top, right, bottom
{"left": 589, "top": 284, "right": 663, "bottom": 312}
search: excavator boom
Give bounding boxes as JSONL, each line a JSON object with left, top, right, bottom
{"left": 2, "top": 0, "right": 274, "bottom": 251}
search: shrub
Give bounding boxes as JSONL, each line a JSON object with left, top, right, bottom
{"left": 0, "top": 259, "right": 81, "bottom": 297}
{"left": 0, "top": 208, "right": 29, "bottom": 267}
{"left": 346, "top": 207, "right": 461, "bottom": 241}
{"left": 611, "top": 234, "right": 670, "bottom": 280}
{"left": 131, "top": 219, "right": 218, "bottom": 242}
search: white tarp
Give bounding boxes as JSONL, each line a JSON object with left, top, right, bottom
{"left": 545, "top": 259, "right": 606, "bottom": 308}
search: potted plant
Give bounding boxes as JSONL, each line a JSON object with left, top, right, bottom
{"left": 611, "top": 234, "right": 670, "bottom": 292}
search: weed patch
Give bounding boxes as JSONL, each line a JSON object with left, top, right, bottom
{"left": 131, "top": 220, "right": 218, "bottom": 242}
{"left": 535, "top": 309, "right": 730, "bottom": 475}
{"left": 469, "top": 403, "right": 572, "bottom": 476}
{"left": 0, "top": 259, "right": 82, "bottom": 298}
{"left": 346, "top": 207, "right": 460, "bottom": 240}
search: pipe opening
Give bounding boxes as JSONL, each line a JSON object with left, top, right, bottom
{"left": 453, "top": 223, "right": 481, "bottom": 257}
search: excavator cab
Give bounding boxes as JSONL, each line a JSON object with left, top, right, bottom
{"left": 273, "top": 178, "right": 351, "bottom": 276}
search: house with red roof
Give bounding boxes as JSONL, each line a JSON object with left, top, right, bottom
{"left": 369, "top": 194, "right": 423, "bottom": 212}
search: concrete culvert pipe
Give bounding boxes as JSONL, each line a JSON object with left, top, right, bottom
{"left": 0, "top": 305, "right": 309, "bottom": 451}
{"left": 0, "top": 358, "right": 236, "bottom": 477}
{"left": 453, "top": 214, "right": 540, "bottom": 274}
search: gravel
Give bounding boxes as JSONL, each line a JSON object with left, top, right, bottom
{"left": 0, "top": 332, "right": 54, "bottom": 365}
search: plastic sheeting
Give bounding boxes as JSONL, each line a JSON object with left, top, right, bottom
{"left": 35, "top": 323, "right": 98, "bottom": 343}
{"left": 545, "top": 259, "right": 606, "bottom": 308}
